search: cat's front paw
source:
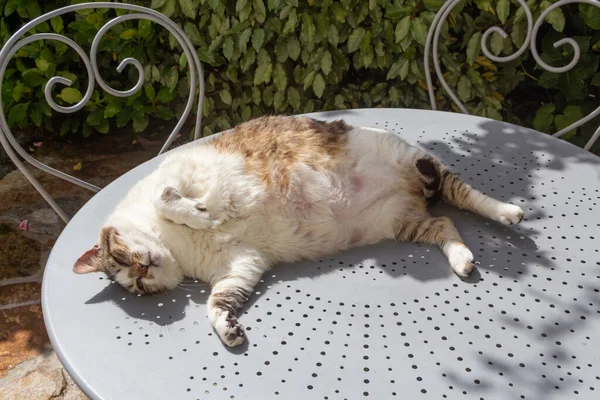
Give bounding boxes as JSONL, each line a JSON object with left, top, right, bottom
{"left": 185, "top": 202, "right": 220, "bottom": 230}
{"left": 446, "top": 242, "right": 475, "bottom": 278}
{"left": 217, "top": 314, "right": 246, "bottom": 347}
{"left": 495, "top": 203, "right": 525, "bottom": 226}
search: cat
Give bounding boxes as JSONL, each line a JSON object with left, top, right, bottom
{"left": 73, "top": 116, "right": 524, "bottom": 347}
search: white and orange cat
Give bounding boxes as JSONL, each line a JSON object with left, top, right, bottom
{"left": 74, "top": 116, "right": 524, "bottom": 347}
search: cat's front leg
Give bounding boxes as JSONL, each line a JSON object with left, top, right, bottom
{"left": 207, "top": 249, "right": 267, "bottom": 347}
{"left": 154, "top": 186, "right": 221, "bottom": 230}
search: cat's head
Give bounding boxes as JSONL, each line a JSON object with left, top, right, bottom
{"left": 73, "top": 222, "right": 184, "bottom": 294}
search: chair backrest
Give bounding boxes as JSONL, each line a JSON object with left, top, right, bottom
{"left": 424, "top": 0, "right": 600, "bottom": 152}
{"left": 0, "top": 3, "right": 205, "bottom": 223}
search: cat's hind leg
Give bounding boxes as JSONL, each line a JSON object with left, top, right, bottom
{"left": 394, "top": 214, "right": 475, "bottom": 277}
{"left": 415, "top": 158, "right": 525, "bottom": 225}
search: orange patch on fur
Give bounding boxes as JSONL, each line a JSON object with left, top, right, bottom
{"left": 210, "top": 116, "right": 350, "bottom": 194}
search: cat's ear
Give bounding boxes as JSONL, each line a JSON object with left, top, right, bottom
{"left": 73, "top": 245, "right": 102, "bottom": 274}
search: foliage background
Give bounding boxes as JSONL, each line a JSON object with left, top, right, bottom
{"left": 0, "top": 0, "right": 599, "bottom": 152}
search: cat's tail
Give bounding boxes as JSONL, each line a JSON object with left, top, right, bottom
{"left": 414, "top": 157, "right": 524, "bottom": 225}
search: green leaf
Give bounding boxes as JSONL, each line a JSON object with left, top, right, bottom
{"left": 496, "top": 0, "right": 510, "bottom": 25}
{"left": 8, "top": 102, "right": 28, "bottom": 126}
{"left": 252, "top": 87, "right": 261, "bottom": 105}
{"left": 283, "top": 9, "right": 298, "bottom": 35}
{"left": 152, "top": 66, "right": 160, "bottom": 82}
{"left": 87, "top": 109, "right": 104, "bottom": 126}
{"left": 411, "top": 17, "right": 427, "bottom": 46}
{"left": 287, "top": 86, "right": 301, "bottom": 110}
{"left": 22, "top": 69, "right": 44, "bottom": 87}
{"left": 252, "top": 28, "right": 265, "bottom": 52}
{"left": 179, "top": 0, "right": 199, "bottom": 18}
{"left": 312, "top": 73, "right": 325, "bottom": 98}
{"left": 61, "top": 87, "right": 82, "bottom": 104}
{"left": 541, "top": 0, "right": 565, "bottom": 32}
{"left": 12, "top": 81, "right": 24, "bottom": 102}
{"left": 4, "top": 0, "right": 18, "bottom": 16}
{"left": 533, "top": 104, "right": 555, "bottom": 132}
{"left": 223, "top": 36, "right": 234, "bottom": 61}
{"left": 303, "top": 71, "right": 316, "bottom": 90}
{"left": 35, "top": 58, "right": 51, "bottom": 72}
{"left": 511, "top": 20, "right": 526, "bottom": 48}
{"left": 555, "top": 105, "right": 583, "bottom": 138}
{"left": 153, "top": 105, "right": 175, "bottom": 120}
{"left": 239, "top": 28, "right": 252, "bottom": 52}
{"left": 166, "top": 67, "right": 179, "bottom": 92}
{"left": 156, "top": 87, "right": 176, "bottom": 103}
{"left": 473, "top": 0, "right": 490, "bottom": 12}
{"left": 457, "top": 75, "right": 472, "bottom": 102}
{"left": 301, "top": 12, "right": 316, "bottom": 45}
{"left": 490, "top": 32, "right": 504, "bottom": 56}
{"left": 241, "top": 50, "right": 256, "bottom": 72}
{"left": 104, "top": 101, "right": 121, "bottom": 118}
{"left": 254, "top": 0, "right": 267, "bottom": 23}
{"left": 96, "top": 119, "right": 109, "bottom": 134}
{"left": 395, "top": 16, "right": 410, "bottom": 43}
{"left": 40, "top": 48, "right": 54, "bottom": 62}
{"left": 288, "top": 36, "right": 301, "bottom": 61}
{"left": 50, "top": 16, "right": 64, "bottom": 33}
{"left": 120, "top": 29, "right": 137, "bottom": 40}
{"left": 254, "top": 63, "right": 273, "bottom": 85}
{"left": 184, "top": 22, "right": 202, "bottom": 46}
{"left": 557, "top": 68, "right": 586, "bottom": 101}
{"left": 347, "top": 27, "right": 365, "bottom": 53}
{"left": 30, "top": 103, "right": 42, "bottom": 127}
{"left": 387, "top": 59, "right": 407, "bottom": 80}
{"left": 321, "top": 51, "right": 332, "bottom": 75}
{"left": 328, "top": 25, "right": 339, "bottom": 46}
{"left": 116, "top": 108, "right": 131, "bottom": 127}
{"left": 579, "top": 4, "right": 600, "bottom": 30}
{"left": 220, "top": 89, "right": 232, "bottom": 105}
{"left": 242, "top": 105, "right": 251, "bottom": 121}
{"left": 133, "top": 115, "right": 149, "bottom": 133}
{"left": 236, "top": 0, "right": 249, "bottom": 12}
{"left": 60, "top": 119, "right": 70, "bottom": 136}
{"left": 269, "top": 0, "right": 282, "bottom": 11}
{"left": 467, "top": 32, "right": 482, "bottom": 66}
{"left": 273, "top": 63, "right": 287, "bottom": 92}
{"left": 138, "top": 19, "right": 152, "bottom": 39}
{"left": 151, "top": 0, "right": 166, "bottom": 8}
{"left": 39, "top": 101, "right": 52, "bottom": 117}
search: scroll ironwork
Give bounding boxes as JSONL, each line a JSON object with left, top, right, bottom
{"left": 424, "top": 0, "right": 600, "bottom": 152}
{"left": 0, "top": 2, "right": 205, "bottom": 223}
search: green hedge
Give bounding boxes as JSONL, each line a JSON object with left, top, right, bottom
{"left": 1, "top": 0, "right": 599, "bottom": 149}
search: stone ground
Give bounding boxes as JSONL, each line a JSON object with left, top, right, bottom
{"left": 0, "top": 123, "right": 185, "bottom": 398}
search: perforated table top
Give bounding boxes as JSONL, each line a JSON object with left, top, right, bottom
{"left": 42, "top": 109, "right": 600, "bottom": 400}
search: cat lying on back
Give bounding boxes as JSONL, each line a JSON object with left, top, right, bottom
{"left": 74, "top": 116, "right": 524, "bottom": 347}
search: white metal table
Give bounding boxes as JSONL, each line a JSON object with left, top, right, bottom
{"left": 42, "top": 109, "right": 600, "bottom": 400}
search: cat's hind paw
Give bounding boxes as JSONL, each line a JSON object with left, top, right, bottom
{"left": 495, "top": 203, "right": 525, "bottom": 226}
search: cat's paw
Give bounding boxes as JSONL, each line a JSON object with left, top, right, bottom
{"left": 495, "top": 203, "right": 525, "bottom": 226}
{"left": 446, "top": 242, "right": 475, "bottom": 278}
{"left": 216, "top": 314, "right": 246, "bottom": 347}
{"left": 184, "top": 202, "right": 221, "bottom": 230}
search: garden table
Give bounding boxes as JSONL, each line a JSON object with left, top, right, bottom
{"left": 42, "top": 108, "right": 600, "bottom": 400}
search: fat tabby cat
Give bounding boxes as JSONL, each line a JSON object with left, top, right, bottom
{"left": 74, "top": 116, "right": 524, "bottom": 347}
